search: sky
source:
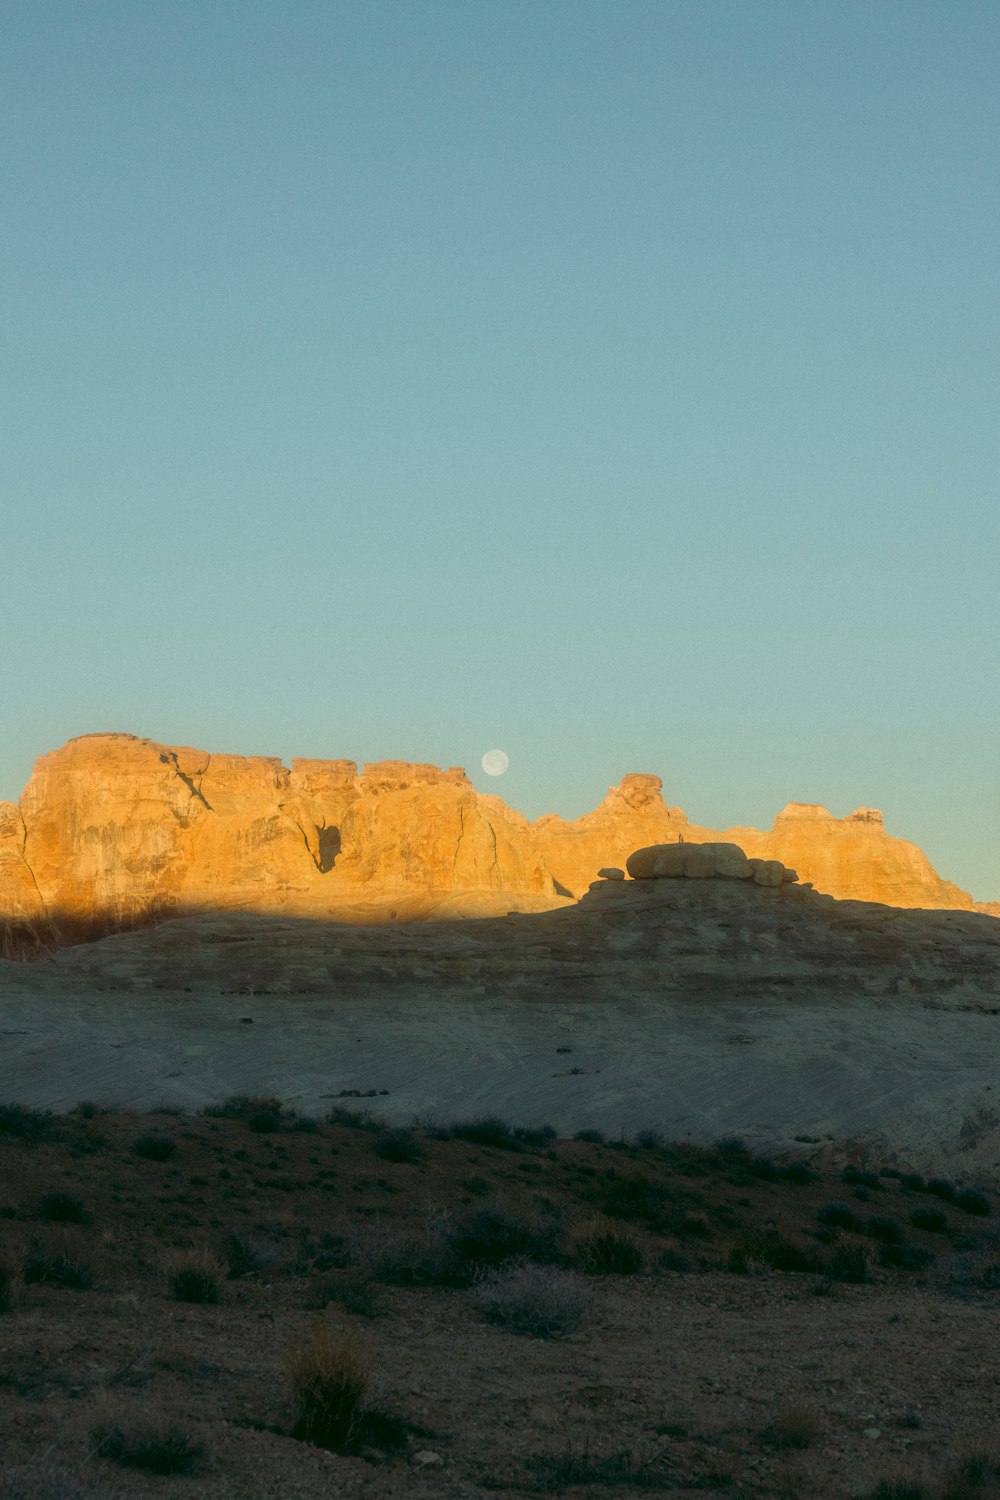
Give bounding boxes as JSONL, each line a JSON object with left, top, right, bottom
{"left": 1, "top": 1, "right": 997, "bottom": 898}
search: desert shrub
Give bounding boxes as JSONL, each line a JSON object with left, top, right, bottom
{"left": 451, "top": 1204, "right": 561, "bottom": 1272}
{"left": 866, "top": 1483, "right": 930, "bottom": 1500}
{"left": 660, "top": 1249, "right": 690, "bottom": 1273}
{"left": 91, "top": 1419, "right": 205, "bottom": 1475}
{"left": 446, "top": 1115, "right": 521, "bottom": 1150}
{"left": 339, "top": 1211, "right": 458, "bottom": 1287}
{"left": 134, "top": 1133, "right": 177, "bottom": 1162}
{"left": 867, "top": 1215, "right": 905, "bottom": 1245}
{"left": 877, "top": 1243, "right": 934, "bottom": 1271}
{"left": 980, "top": 1250, "right": 1000, "bottom": 1289}
{"left": 575, "top": 1220, "right": 645, "bottom": 1275}
{"left": 528, "top": 1446, "right": 671, "bottom": 1490}
{"left": 574, "top": 1129, "right": 605, "bottom": 1144}
{"left": 783, "top": 1161, "right": 819, "bottom": 1185}
{"left": 460, "top": 1175, "right": 490, "bottom": 1196}
{"left": 285, "top": 1324, "right": 374, "bottom": 1451}
{"left": 474, "top": 1260, "right": 591, "bottom": 1337}
{"left": 168, "top": 1250, "right": 223, "bottom": 1304}
{"left": 911, "top": 1207, "right": 948, "bottom": 1233}
{"left": 901, "top": 1173, "right": 927, "bottom": 1192}
{"left": 326, "top": 1106, "right": 378, "bottom": 1131}
{"left": 38, "top": 1191, "right": 88, "bottom": 1224}
{"left": 291, "top": 1114, "right": 320, "bottom": 1133}
{"left": 634, "top": 1129, "right": 664, "bottom": 1151}
{"left": 843, "top": 1167, "right": 883, "bottom": 1190}
{"left": 728, "top": 1231, "right": 822, "bottom": 1275}
{"left": 746, "top": 1156, "right": 783, "bottom": 1182}
{"left": 926, "top": 1177, "right": 956, "bottom": 1202}
{"left": 953, "top": 1451, "right": 1000, "bottom": 1487}
{"left": 205, "top": 1093, "right": 282, "bottom": 1118}
{"left": 712, "top": 1135, "right": 748, "bottom": 1155}
{"left": 222, "top": 1232, "right": 282, "bottom": 1278}
{"left": 247, "top": 1107, "right": 283, "bottom": 1133}
{"left": 74, "top": 1100, "right": 102, "bottom": 1119}
{"left": 0, "top": 1104, "right": 54, "bottom": 1143}
{"left": 598, "top": 1172, "right": 668, "bottom": 1228}
{"left": 955, "top": 1188, "right": 991, "bottom": 1217}
{"left": 23, "top": 1252, "right": 92, "bottom": 1290}
{"left": 0, "top": 1255, "right": 16, "bottom": 1313}
{"left": 373, "top": 1127, "right": 423, "bottom": 1163}
{"left": 761, "top": 1404, "right": 821, "bottom": 1450}
{"left": 828, "top": 1243, "right": 872, "bottom": 1283}
{"left": 818, "top": 1202, "right": 865, "bottom": 1232}
{"left": 308, "top": 1269, "right": 382, "bottom": 1318}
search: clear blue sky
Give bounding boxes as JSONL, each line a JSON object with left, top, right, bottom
{"left": 1, "top": 1, "right": 997, "bottom": 897}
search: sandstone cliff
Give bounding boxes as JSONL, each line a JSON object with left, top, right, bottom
{"left": 0, "top": 733, "right": 975, "bottom": 952}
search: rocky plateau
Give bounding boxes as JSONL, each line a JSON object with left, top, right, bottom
{"left": 0, "top": 732, "right": 979, "bottom": 957}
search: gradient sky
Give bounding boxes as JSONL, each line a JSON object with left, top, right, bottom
{"left": 2, "top": 1, "right": 997, "bottom": 897}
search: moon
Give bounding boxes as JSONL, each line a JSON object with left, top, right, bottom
{"left": 481, "top": 748, "right": 509, "bottom": 777}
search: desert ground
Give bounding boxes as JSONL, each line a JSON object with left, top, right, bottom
{"left": 2, "top": 881, "right": 999, "bottom": 1498}
{"left": 1, "top": 1104, "right": 999, "bottom": 1500}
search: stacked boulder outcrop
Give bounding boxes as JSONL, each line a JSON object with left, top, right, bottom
{"left": 624, "top": 841, "right": 800, "bottom": 887}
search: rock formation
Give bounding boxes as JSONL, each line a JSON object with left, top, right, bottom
{"left": 0, "top": 732, "right": 976, "bottom": 953}
{"left": 4, "top": 852, "right": 999, "bottom": 1171}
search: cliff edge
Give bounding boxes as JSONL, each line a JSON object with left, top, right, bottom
{"left": 0, "top": 733, "right": 974, "bottom": 953}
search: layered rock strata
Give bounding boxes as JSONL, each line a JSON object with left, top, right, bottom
{"left": 0, "top": 733, "right": 975, "bottom": 953}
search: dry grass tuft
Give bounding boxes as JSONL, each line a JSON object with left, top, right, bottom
{"left": 762, "top": 1403, "right": 822, "bottom": 1450}
{"left": 91, "top": 1415, "right": 206, "bottom": 1474}
{"left": 285, "top": 1322, "right": 375, "bottom": 1451}
{"left": 575, "top": 1216, "right": 645, "bottom": 1274}
{"left": 165, "top": 1248, "right": 224, "bottom": 1304}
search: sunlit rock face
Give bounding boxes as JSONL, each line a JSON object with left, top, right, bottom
{"left": 719, "top": 803, "right": 972, "bottom": 910}
{"left": 0, "top": 733, "right": 974, "bottom": 952}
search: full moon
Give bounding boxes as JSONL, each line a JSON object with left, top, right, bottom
{"left": 481, "top": 748, "right": 509, "bottom": 777}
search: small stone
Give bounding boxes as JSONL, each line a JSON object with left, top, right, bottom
{"left": 596, "top": 867, "right": 625, "bottom": 880}
{"left": 864, "top": 1427, "right": 881, "bottom": 1440}
{"left": 413, "top": 1450, "right": 444, "bottom": 1468}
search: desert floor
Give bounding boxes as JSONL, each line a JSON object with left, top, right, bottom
{"left": 1, "top": 1104, "right": 999, "bottom": 1500}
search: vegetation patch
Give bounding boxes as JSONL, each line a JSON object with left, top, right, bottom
{"left": 38, "top": 1191, "right": 88, "bottom": 1223}
{"left": 23, "top": 1252, "right": 92, "bottom": 1290}
{"left": 373, "top": 1126, "right": 423, "bottom": 1163}
{"left": 575, "top": 1219, "right": 645, "bottom": 1275}
{"left": 910, "top": 1207, "right": 948, "bottom": 1233}
{"left": 474, "top": 1261, "right": 591, "bottom": 1337}
{"left": 285, "top": 1323, "right": 375, "bottom": 1451}
{"left": 728, "top": 1230, "right": 823, "bottom": 1275}
{"left": 955, "top": 1188, "right": 991, "bottom": 1217}
{"left": 91, "top": 1419, "right": 206, "bottom": 1475}
{"left": 0, "top": 1104, "right": 55, "bottom": 1143}
{"left": 134, "top": 1132, "right": 178, "bottom": 1161}
{"left": 527, "top": 1445, "right": 674, "bottom": 1490}
{"left": 167, "top": 1250, "right": 223, "bottom": 1304}
{"left": 818, "top": 1202, "right": 865, "bottom": 1232}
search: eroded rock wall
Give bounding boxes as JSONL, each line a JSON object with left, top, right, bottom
{"left": 0, "top": 733, "right": 975, "bottom": 950}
